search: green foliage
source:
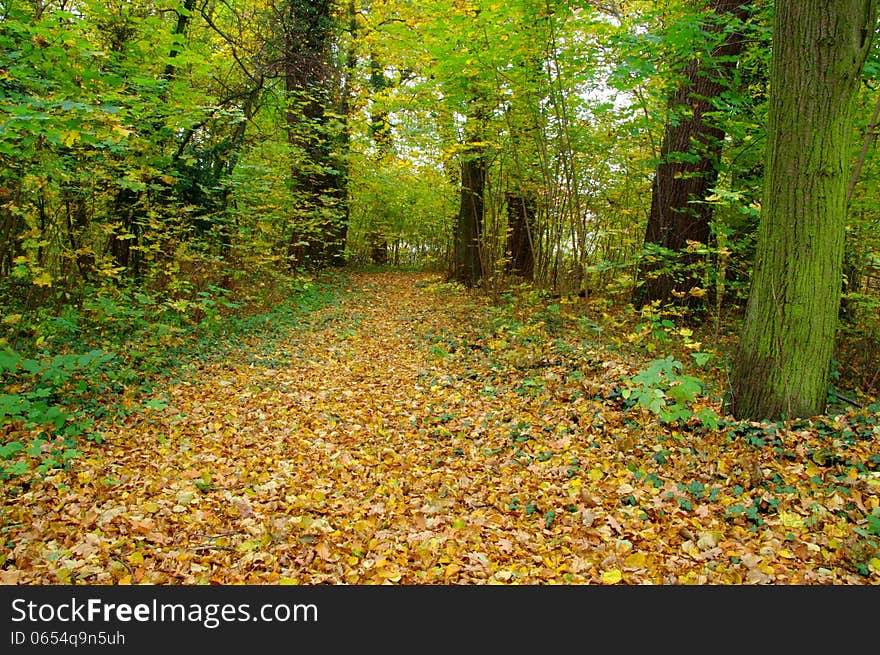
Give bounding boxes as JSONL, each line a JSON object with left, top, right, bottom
{"left": 0, "top": 345, "right": 113, "bottom": 478}
{"left": 0, "top": 269, "right": 348, "bottom": 480}
{"left": 0, "top": 0, "right": 877, "bottom": 433}
{"left": 347, "top": 154, "right": 455, "bottom": 269}
{"left": 621, "top": 356, "right": 715, "bottom": 425}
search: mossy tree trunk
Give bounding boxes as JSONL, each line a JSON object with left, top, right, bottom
{"left": 283, "top": 0, "right": 346, "bottom": 269}
{"left": 731, "top": 0, "right": 877, "bottom": 420}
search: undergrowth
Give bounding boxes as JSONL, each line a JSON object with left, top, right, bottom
{"left": 0, "top": 269, "right": 350, "bottom": 479}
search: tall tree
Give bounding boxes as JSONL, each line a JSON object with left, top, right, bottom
{"left": 502, "top": 47, "right": 547, "bottom": 283}
{"left": 282, "top": 0, "right": 347, "bottom": 268}
{"left": 633, "top": 0, "right": 750, "bottom": 309}
{"left": 505, "top": 192, "right": 536, "bottom": 279}
{"left": 367, "top": 53, "right": 393, "bottom": 265}
{"left": 453, "top": 138, "right": 488, "bottom": 286}
{"left": 731, "top": 0, "right": 877, "bottom": 420}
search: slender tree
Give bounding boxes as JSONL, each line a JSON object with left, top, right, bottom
{"left": 731, "top": 0, "right": 877, "bottom": 420}
{"left": 367, "top": 54, "right": 393, "bottom": 264}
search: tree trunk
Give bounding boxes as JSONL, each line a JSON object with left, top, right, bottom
{"left": 163, "top": 0, "right": 197, "bottom": 80}
{"left": 369, "top": 234, "right": 389, "bottom": 265}
{"left": 634, "top": 0, "right": 749, "bottom": 309}
{"left": 283, "top": 0, "right": 346, "bottom": 268}
{"left": 731, "top": 0, "right": 877, "bottom": 420}
{"left": 453, "top": 154, "right": 486, "bottom": 286}
{"left": 109, "top": 188, "right": 141, "bottom": 278}
{"left": 505, "top": 192, "right": 535, "bottom": 280}
{"left": 64, "top": 188, "right": 93, "bottom": 282}
{"left": 368, "top": 53, "right": 391, "bottom": 264}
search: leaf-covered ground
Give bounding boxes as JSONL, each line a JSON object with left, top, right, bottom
{"left": 2, "top": 271, "right": 879, "bottom": 584}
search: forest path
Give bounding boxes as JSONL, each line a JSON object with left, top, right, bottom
{"left": 6, "top": 271, "right": 613, "bottom": 583}
{"left": 5, "top": 271, "right": 874, "bottom": 585}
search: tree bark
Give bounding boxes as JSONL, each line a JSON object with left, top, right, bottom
{"left": 731, "top": 0, "right": 877, "bottom": 420}
{"left": 453, "top": 153, "right": 486, "bottom": 286}
{"left": 163, "top": 0, "right": 197, "bottom": 80}
{"left": 368, "top": 53, "right": 391, "bottom": 264}
{"left": 283, "top": 0, "right": 346, "bottom": 268}
{"left": 634, "top": 0, "right": 750, "bottom": 309}
{"left": 505, "top": 192, "right": 536, "bottom": 280}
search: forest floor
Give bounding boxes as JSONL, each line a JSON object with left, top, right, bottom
{"left": 2, "top": 270, "right": 879, "bottom": 584}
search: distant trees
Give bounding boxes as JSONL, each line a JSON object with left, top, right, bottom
{"left": 0, "top": 0, "right": 363, "bottom": 316}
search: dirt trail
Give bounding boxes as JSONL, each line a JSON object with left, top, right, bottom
{"left": 3, "top": 272, "right": 603, "bottom": 583}
{"left": 5, "top": 271, "right": 873, "bottom": 584}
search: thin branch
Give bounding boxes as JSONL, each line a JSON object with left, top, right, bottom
{"left": 199, "top": 6, "right": 262, "bottom": 85}
{"left": 847, "top": 89, "right": 880, "bottom": 205}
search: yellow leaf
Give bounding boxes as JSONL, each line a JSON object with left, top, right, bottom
{"left": 33, "top": 271, "right": 52, "bottom": 287}
{"left": 679, "top": 571, "right": 705, "bottom": 584}
{"left": 2, "top": 313, "right": 21, "bottom": 325}
{"left": 623, "top": 552, "right": 647, "bottom": 569}
{"left": 278, "top": 577, "right": 299, "bottom": 585}
{"left": 63, "top": 130, "right": 79, "bottom": 147}
{"left": 588, "top": 468, "right": 604, "bottom": 481}
{"left": 128, "top": 551, "right": 144, "bottom": 566}
{"left": 868, "top": 558, "right": 880, "bottom": 574}
{"left": 601, "top": 568, "right": 622, "bottom": 584}
{"left": 779, "top": 511, "right": 804, "bottom": 529}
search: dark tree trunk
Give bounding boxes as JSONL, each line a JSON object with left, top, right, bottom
{"left": 163, "top": 0, "right": 197, "bottom": 80}
{"left": 109, "top": 188, "right": 141, "bottom": 279}
{"left": 505, "top": 192, "right": 536, "bottom": 280}
{"left": 453, "top": 154, "right": 486, "bottom": 286}
{"left": 0, "top": 187, "right": 22, "bottom": 278}
{"left": 369, "top": 234, "right": 389, "bottom": 265}
{"left": 634, "top": 0, "right": 750, "bottom": 309}
{"left": 283, "top": 0, "right": 346, "bottom": 269}
{"left": 64, "top": 189, "right": 93, "bottom": 282}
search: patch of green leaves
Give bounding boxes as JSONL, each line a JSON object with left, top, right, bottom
{"left": 620, "top": 356, "right": 714, "bottom": 425}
